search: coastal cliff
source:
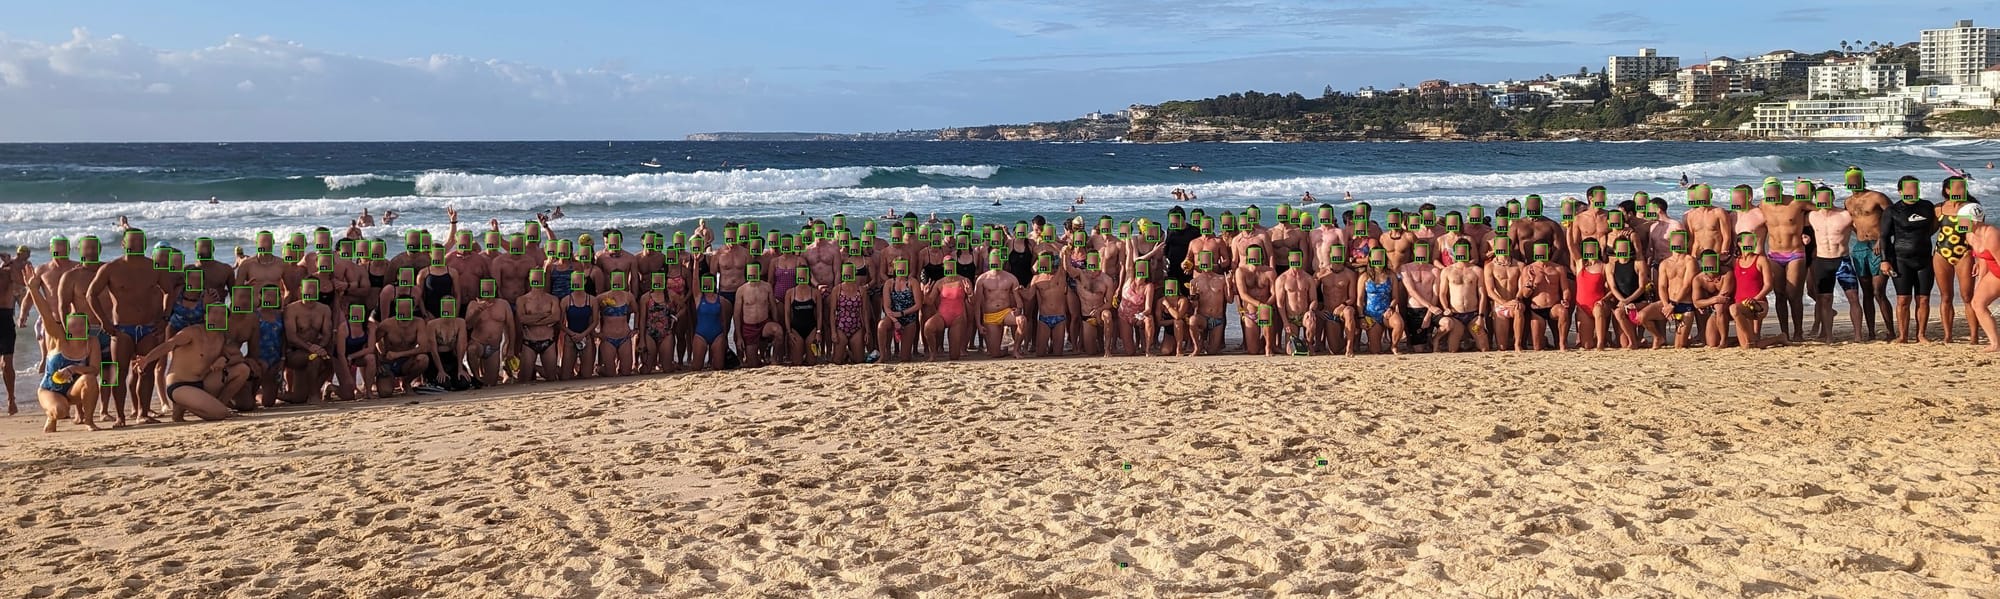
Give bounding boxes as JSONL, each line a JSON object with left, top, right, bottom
{"left": 936, "top": 119, "right": 1129, "bottom": 142}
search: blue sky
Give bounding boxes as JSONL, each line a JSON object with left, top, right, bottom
{"left": 0, "top": 0, "right": 1991, "bottom": 141}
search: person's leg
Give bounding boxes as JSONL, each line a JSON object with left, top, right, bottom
{"left": 708, "top": 338, "right": 727, "bottom": 370}
{"left": 168, "top": 384, "right": 236, "bottom": 421}
{"left": 1842, "top": 287, "right": 1863, "bottom": 343}
{"left": 132, "top": 332, "right": 163, "bottom": 420}
{"left": 1574, "top": 306, "right": 1597, "bottom": 350}
{"left": 1959, "top": 261, "right": 1983, "bottom": 345}
{"left": 106, "top": 333, "right": 135, "bottom": 426}
{"left": 2, "top": 354, "right": 14, "bottom": 416}
{"left": 1782, "top": 260, "right": 1808, "bottom": 341}
{"left": 922, "top": 316, "right": 945, "bottom": 363}
{"left": 1971, "top": 277, "right": 2000, "bottom": 352}
{"left": 1552, "top": 309, "right": 1572, "bottom": 351}
{"left": 1867, "top": 273, "right": 1893, "bottom": 341}
{"left": 219, "top": 362, "right": 252, "bottom": 406}
{"left": 1614, "top": 305, "right": 1639, "bottom": 349}
{"left": 1436, "top": 317, "right": 1461, "bottom": 354}
{"left": 1385, "top": 312, "right": 1407, "bottom": 355}
{"left": 1734, "top": 304, "right": 1757, "bottom": 349}
{"left": 1638, "top": 305, "right": 1667, "bottom": 349}
{"left": 950, "top": 321, "right": 969, "bottom": 361}
{"left": 876, "top": 318, "right": 895, "bottom": 361}
{"left": 332, "top": 359, "right": 358, "bottom": 402}
{"left": 766, "top": 323, "right": 790, "bottom": 365}
{"left": 37, "top": 389, "right": 69, "bottom": 433}
{"left": 300, "top": 358, "right": 329, "bottom": 403}
{"left": 1525, "top": 311, "right": 1546, "bottom": 351}
{"left": 1935, "top": 255, "right": 1959, "bottom": 343}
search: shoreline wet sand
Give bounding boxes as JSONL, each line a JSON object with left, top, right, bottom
{"left": 3, "top": 343, "right": 1998, "bottom": 598}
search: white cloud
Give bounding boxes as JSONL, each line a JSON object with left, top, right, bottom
{"left": 0, "top": 28, "right": 805, "bottom": 141}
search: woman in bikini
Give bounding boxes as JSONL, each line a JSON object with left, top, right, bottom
{"left": 1954, "top": 203, "right": 1999, "bottom": 353}
{"left": 921, "top": 258, "right": 972, "bottom": 361}
{"left": 690, "top": 273, "right": 731, "bottom": 371}
{"left": 784, "top": 266, "right": 823, "bottom": 366}
{"left": 1933, "top": 177, "right": 1979, "bottom": 344}
{"left": 1571, "top": 239, "right": 1611, "bottom": 350}
{"left": 596, "top": 271, "right": 637, "bottom": 377}
{"left": 639, "top": 272, "right": 675, "bottom": 374}
{"left": 559, "top": 271, "right": 599, "bottom": 380}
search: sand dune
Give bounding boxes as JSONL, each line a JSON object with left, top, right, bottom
{"left": 3, "top": 344, "right": 1998, "bottom": 598}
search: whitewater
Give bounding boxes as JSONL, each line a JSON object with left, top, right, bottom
{"left": 1, "top": 140, "right": 1995, "bottom": 248}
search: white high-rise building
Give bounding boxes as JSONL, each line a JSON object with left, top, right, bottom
{"left": 1608, "top": 48, "right": 1680, "bottom": 86}
{"left": 1807, "top": 56, "right": 1907, "bottom": 98}
{"left": 1921, "top": 20, "right": 2000, "bottom": 85}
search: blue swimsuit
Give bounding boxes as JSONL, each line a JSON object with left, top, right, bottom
{"left": 889, "top": 287, "right": 917, "bottom": 326}
{"left": 565, "top": 302, "right": 593, "bottom": 334}
{"left": 1362, "top": 278, "right": 1393, "bottom": 322}
{"left": 257, "top": 314, "right": 285, "bottom": 366}
{"left": 168, "top": 297, "right": 204, "bottom": 333}
{"left": 550, "top": 268, "right": 575, "bottom": 299}
{"left": 694, "top": 296, "right": 725, "bottom": 343}
{"left": 41, "top": 350, "right": 88, "bottom": 394}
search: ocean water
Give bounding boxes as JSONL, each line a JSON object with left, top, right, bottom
{"left": 2, "top": 139, "right": 1997, "bottom": 251}
{"left": 5, "top": 139, "right": 1996, "bottom": 390}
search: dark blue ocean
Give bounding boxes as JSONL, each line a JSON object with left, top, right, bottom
{"left": 2, "top": 139, "right": 1995, "bottom": 250}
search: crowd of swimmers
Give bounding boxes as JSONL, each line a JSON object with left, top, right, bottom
{"left": 3, "top": 167, "right": 1999, "bottom": 434}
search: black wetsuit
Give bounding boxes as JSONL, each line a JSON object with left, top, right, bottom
{"left": 1163, "top": 225, "right": 1200, "bottom": 284}
{"left": 1881, "top": 199, "right": 1937, "bottom": 295}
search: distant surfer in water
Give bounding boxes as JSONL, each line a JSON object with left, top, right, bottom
{"left": 208, "top": 196, "right": 219, "bottom": 205}
{"left": 358, "top": 209, "right": 375, "bottom": 228}
{"left": 1302, "top": 192, "right": 1315, "bottom": 203}
{"left": 1679, "top": 172, "right": 1691, "bottom": 188}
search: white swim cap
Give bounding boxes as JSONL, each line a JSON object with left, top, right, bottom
{"left": 1958, "top": 203, "right": 1986, "bottom": 223}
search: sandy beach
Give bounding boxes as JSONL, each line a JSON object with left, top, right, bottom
{"left": 3, "top": 343, "right": 1998, "bottom": 598}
